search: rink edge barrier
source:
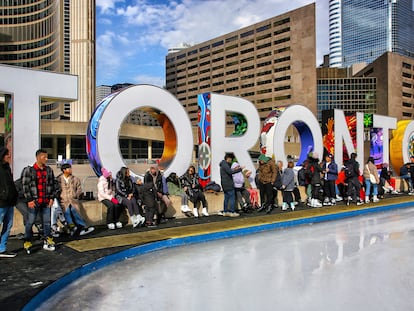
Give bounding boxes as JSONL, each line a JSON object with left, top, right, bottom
{"left": 23, "top": 200, "right": 412, "bottom": 310}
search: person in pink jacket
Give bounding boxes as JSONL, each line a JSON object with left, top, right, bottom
{"left": 97, "top": 168, "right": 123, "bottom": 230}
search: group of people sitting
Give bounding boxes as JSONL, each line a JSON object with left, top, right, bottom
{"left": 97, "top": 164, "right": 211, "bottom": 229}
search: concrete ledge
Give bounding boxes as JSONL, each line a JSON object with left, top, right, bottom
{"left": 10, "top": 177, "right": 405, "bottom": 235}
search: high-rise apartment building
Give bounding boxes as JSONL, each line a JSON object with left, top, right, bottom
{"left": 329, "top": 0, "right": 414, "bottom": 68}
{"left": 165, "top": 4, "right": 316, "bottom": 124}
{"left": 0, "top": 0, "right": 95, "bottom": 122}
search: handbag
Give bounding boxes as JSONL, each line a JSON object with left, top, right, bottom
{"left": 366, "top": 165, "right": 377, "bottom": 184}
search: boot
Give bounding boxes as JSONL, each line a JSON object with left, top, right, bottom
{"left": 373, "top": 195, "right": 379, "bottom": 203}
{"left": 193, "top": 207, "right": 199, "bottom": 218}
{"left": 365, "top": 196, "right": 370, "bottom": 204}
{"left": 290, "top": 202, "right": 295, "bottom": 211}
{"left": 202, "top": 207, "right": 209, "bottom": 216}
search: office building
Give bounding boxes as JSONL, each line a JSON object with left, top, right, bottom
{"left": 317, "top": 67, "right": 377, "bottom": 122}
{"left": 356, "top": 52, "right": 414, "bottom": 120}
{"left": 329, "top": 0, "right": 414, "bottom": 68}
{"left": 165, "top": 4, "right": 317, "bottom": 124}
{"left": 0, "top": 0, "right": 95, "bottom": 121}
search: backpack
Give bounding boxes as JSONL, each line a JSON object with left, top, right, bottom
{"left": 344, "top": 161, "right": 356, "bottom": 178}
{"left": 273, "top": 169, "right": 283, "bottom": 190}
{"left": 204, "top": 181, "right": 221, "bottom": 192}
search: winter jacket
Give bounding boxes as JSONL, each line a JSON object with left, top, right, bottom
{"left": 115, "top": 172, "right": 135, "bottom": 200}
{"left": 21, "top": 164, "right": 55, "bottom": 204}
{"left": 231, "top": 162, "right": 245, "bottom": 189}
{"left": 363, "top": 162, "right": 379, "bottom": 184}
{"left": 97, "top": 175, "right": 115, "bottom": 202}
{"left": 281, "top": 168, "right": 295, "bottom": 191}
{"left": 180, "top": 172, "right": 203, "bottom": 198}
{"left": 0, "top": 160, "right": 18, "bottom": 207}
{"left": 323, "top": 161, "right": 338, "bottom": 181}
{"left": 56, "top": 173, "right": 83, "bottom": 211}
{"left": 308, "top": 158, "right": 323, "bottom": 185}
{"left": 219, "top": 160, "right": 241, "bottom": 192}
{"left": 257, "top": 159, "right": 277, "bottom": 184}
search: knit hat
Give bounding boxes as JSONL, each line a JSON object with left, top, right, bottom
{"left": 258, "top": 154, "right": 270, "bottom": 163}
{"left": 101, "top": 167, "right": 112, "bottom": 178}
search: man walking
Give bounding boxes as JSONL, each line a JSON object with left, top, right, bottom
{"left": 0, "top": 147, "right": 18, "bottom": 257}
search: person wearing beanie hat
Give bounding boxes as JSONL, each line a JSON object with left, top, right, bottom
{"left": 101, "top": 167, "right": 112, "bottom": 179}
{"left": 256, "top": 153, "right": 277, "bottom": 212}
{"left": 56, "top": 163, "right": 95, "bottom": 236}
{"left": 97, "top": 167, "right": 123, "bottom": 230}
{"left": 0, "top": 147, "right": 18, "bottom": 257}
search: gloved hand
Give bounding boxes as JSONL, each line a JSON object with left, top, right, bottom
{"left": 111, "top": 198, "right": 119, "bottom": 205}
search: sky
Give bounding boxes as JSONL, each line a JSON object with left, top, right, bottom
{"left": 95, "top": 0, "right": 329, "bottom": 87}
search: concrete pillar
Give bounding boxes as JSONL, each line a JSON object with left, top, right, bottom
{"left": 128, "top": 139, "right": 132, "bottom": 159}
{"left": 52, "top": 136, "right": 58, "bottom": 159}
{"left": 66, "top": 135, "right": 71, "bottom": 160}
{"left": 148, "top": 139, "right": 152, "bottom": 160}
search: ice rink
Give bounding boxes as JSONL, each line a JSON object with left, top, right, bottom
{"left": 38, "top": 207, "right": 414, "bottom": 311}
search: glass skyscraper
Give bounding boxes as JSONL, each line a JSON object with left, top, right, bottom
{"left": 330, "top": 0, "right": 414, "bottom": 68}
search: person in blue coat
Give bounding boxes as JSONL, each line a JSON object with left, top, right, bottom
{"left": 322, "top": 153, "right": 338, "bottom": 206}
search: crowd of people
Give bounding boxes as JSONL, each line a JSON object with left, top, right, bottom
{"left": 0, "top": 148, "right": 413, "bottom": 258}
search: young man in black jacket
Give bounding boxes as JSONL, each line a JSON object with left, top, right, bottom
{"left": 0, "top": 147, "right": 18, "bottom": 257}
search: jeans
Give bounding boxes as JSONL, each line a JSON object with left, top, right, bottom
{"left": 365, "top": 179, "right": 378, "bottom": 196}
{"left": 64, "top": 204, "right": 86, "bottom": 228}
{"left": 25, "top": 204, "right": 51, "bottom": 240}
{"left": 0, "top": 206, "right": 14, "bottom": 253}
{"left": 223, "top": 189, "right": 236, "bottom": 213}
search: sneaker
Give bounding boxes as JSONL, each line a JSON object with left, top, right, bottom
{"left": 0, "top": 251, "right": 17, "bottom": 258}
{"left": 43, "top": 237, "right": 56, "bottom": 251}
{"left": 23, "top": 240, "right": 32, "bottom": 251}
{"left": 229, "top": 212, "right": 240, "bottom": 217}
{"left": 217, "top": 211, "right": 224, "bottom": 216}
{"left": 138, "top": 215, "right": 146, "bottom": 225}
{"left": 336, "top": 195, "right": 343, "bottom": 202}
{"left": 146, "top": 222, "right": 157, "bottom": 228}
{"left": 115, "top": 222, "right": 123, "bottom": 229}
{"left": 409, "top": 192, "right": 414, "bottom": 196}
{"left": 391, "top": 190, "right": 399, "bottom": 195}
{"left": 222, "top": 212, "right": 231, "bottom": 217}
{"left": 356, "top": 200, "right": 364, "bottom": 206}
{"left": 79, "top": 227, "right": 95, "bottom": 236}
{"left": 107, "top": 223, "right": 116, "bottom": 230}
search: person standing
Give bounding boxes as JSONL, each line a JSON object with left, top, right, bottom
{"left": 56, "top": 163, "right": 95, "bottom": 236}
{"left": 256, "top": 154, "right": 277, "bottom": 212}
{"left": 219, "top": 153, "right": 242, "bottom": 217}
{"left": 363, "top": 157, "right": 380, "bottom": 203}
{"left": 0, "top": 147, "right": 18, "bottom": 257}
{"left": 280, "top": 161, "right": 296, "bottom": 211}
{"left": 22, "top": 149, "right": 57, "bottom": 253}
{"left": 322, "top": 154, "right": 338, "bottom": 206}
{"left": 345, "top": 152, "right": 364, "bottom": 206}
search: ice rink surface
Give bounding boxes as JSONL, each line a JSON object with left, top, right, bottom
{"left": 38, "top": 207, "right": 414, "bottom": 311}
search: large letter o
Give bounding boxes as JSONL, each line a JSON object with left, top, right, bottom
{"left": 87, "top": 85, "right": 193, "bottom": 178}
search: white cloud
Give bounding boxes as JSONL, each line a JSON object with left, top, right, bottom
{"left": 133, "top": 74, "right": 165, "bottom": 87}
{"left": 96, "top": 0, "right": 330, "bottom": 84}
{"left": 96, "top": 0, "right": 125, "bottom": 14}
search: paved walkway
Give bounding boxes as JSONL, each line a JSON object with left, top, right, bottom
{"left": 1, "top": 194, "right": 412, "bottom": 310}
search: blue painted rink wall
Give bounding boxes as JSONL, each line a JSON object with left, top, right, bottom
{"left": 23, "top": 201, "right": 414, "bottom": 310}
